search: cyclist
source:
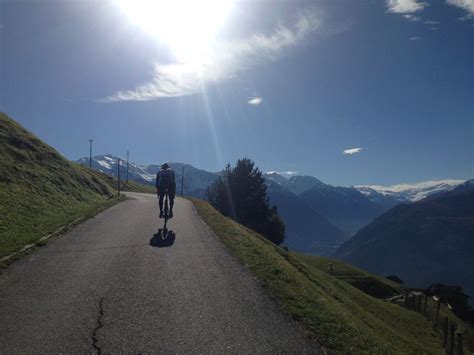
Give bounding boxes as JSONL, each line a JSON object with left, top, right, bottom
{"left": 155, "top": 163, "right": 176, "bottom": 218}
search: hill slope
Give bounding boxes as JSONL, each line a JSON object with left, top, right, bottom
{"left": 0, "top": 113, "right": 114, "bottom": 258}
{"left": 293, "top": 253, "right": 406, "bottom": 299}
{"left": 192, "top": 198, "right": 443, "bottom": 353}
{"left": 334, "top": 189, "right": 474, "bottom": 298}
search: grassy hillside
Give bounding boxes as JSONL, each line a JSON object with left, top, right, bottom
{"left": 293, "top": 254, "right": 406, "bottom": 299}
{"left": 0, "top": 112, "right": 116, "bottom": 259}
{"left": 191, "top": 198, "right": 443, "bottom": 354}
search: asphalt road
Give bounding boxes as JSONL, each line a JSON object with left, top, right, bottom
{"left": 0, "top": 193, "right": 321, "bottom": 353}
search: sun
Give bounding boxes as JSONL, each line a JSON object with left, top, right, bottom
{"left": 117, "top": 0, "right": 234, "bottom": 67}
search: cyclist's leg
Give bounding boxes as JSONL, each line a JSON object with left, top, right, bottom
{"left": 169, "top": 193, "right": 175, "bottom": 217}
{"left": 158, "top": 192, "right": 165, "bottom": 217}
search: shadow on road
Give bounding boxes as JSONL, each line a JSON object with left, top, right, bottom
{"left": 150, "top": 229, "right": 176, "bottom": 248}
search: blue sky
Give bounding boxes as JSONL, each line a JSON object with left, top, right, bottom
{"left": 1, "top": 0, "right": 473, "bottom": 186}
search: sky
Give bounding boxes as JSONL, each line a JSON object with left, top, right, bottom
{"left": 1, "top": 0, "right": 473, "bottom": 186}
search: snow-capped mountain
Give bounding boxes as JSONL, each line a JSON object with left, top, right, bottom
{"left": 265, "top": 172, "right": 288, "bottom": 185}
{"left": 77, "top": 155, "right": 155, "bottom": 184}
{"left": 76, "top": 155, "right": 219, "bottom": 198}
{"left": 355, "top": 179, "right": 464, "bottom": 202}
{"left": 264, "top": 173, "right": 323, "bottom": 195}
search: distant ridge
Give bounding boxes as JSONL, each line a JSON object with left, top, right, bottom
{"left": 355, "top": 179, "right": 464, "bottom": 202}
{"left": 334, "top": 186, "right": 474, "bottom": 298}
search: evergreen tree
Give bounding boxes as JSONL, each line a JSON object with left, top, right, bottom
{"left": 207, "top": 158, "right": 285, "bottom": 245}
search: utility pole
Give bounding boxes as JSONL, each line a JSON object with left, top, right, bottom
{"left": 117, "top": 158, "right": 121, "bottom": 195}
{"left": 181, "top": 165, "right": 184, "bottom": 196}
{"left": 88, "top": 139, "right": 93, "bottom": 168}
{"left": 126, "top": 150, "right": 129, "bottom": 183}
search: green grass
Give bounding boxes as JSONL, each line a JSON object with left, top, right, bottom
{"left": 293, "top": 254, "right": 406, "bottom": 299}
{"left": 191, "top": 198, "right": 443, "bottom": 354}
{"left": 0, "top": 112, "right": 117, "bottom": 259}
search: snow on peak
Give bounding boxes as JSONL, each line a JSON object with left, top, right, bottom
{"left": 356, "top": 179, "right": 464, "bottom": 201}
{"left": 97, "top": 160, "right": 111, "bottom": 169}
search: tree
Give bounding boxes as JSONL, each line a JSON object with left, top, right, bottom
{"left": 207, "top": 158, "right": 285, "bottom": 245}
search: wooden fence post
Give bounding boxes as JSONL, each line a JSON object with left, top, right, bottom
{"left": 456, "top": 332, "right": 464, "bottom": 355}
{"left": 435, "top": 298, "right": 441, "bottom": 323}
{"left": 404, "top": 294, "right": 408, "bottom": 308}
{"left": 423, "top": 294, "right": 428, "bottom": 314}
{"left": 449, "top": 321, "right": 456, "bottom": 355}
{"left": 442, "top": 317, "right": 449, "bottom": 349}
{"left": 417, "top": 295, "right": 422, "bottom": 312}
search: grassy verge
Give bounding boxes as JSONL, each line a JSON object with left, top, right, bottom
{"left": 191, "top": 198, "right": 443, "bottom": 354}
{"left": 0, "top": 194, "right": 125, "bottom": 266}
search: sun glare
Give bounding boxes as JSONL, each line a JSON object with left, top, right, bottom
{"left": 117, "top": 0, "right": 234, "bottom": 68}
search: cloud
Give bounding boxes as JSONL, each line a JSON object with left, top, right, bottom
{"left": 343, "top": 147, "right": 363, "bottom": 155}
{"left": 423, "top": 20, "right": 440, "bottom": 24}
{"left": 386, "top": 0, "right": 428, "bottom": 13}
{"left": 403, "top": 14, "right": 422, "bottom": 21}
{"left": 446, "top": 0, "right": 474, "bottom": 14}
{"left": 103, "top": 11, "right": 320, "bottom": 102}
{"left": 248, "top": 97, "right": 262, "bottom": 105}
{"left": 409, "top": 36, "right": 422, "bottom": 40}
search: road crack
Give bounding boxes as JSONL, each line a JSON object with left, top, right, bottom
{"left": 92, "top": 297, "right": 105, "bottom": 354}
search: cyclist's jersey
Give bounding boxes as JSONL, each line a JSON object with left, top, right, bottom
{"left": 156, "top": 168, "right": 176, "bottom": 194}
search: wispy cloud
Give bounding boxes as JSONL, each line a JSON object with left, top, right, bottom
{"left": 403, "top": 14, "right": 422, "bottom": 21}
{"left": 248, "top": 97, "right": 262, "bottom": 105}
{"left": 103, "top": 11, "right": 320, "bottom": 102}
{"left": 446, "top": 0, "right": 474, "bottom": 15}
{"left": 409, "top": 36, "right": 422, "bottom": 40}
{"left": 343, "top": 147, "right": 363, "bottom": 155}
{"left": 424, "top": 20, "right": 441, "bottom": 24}
{"left": 386, "top": 0, "right": 428, "bottom": 13}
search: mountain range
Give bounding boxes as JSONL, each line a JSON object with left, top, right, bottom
{"left": 334, "top": 183, "right": 474, "bottom": 298}
{"left": 265, "top": 181, "right": 348, "bottom": 255}
{"left": 76, "top": 155, "right": 467, "bottom": 256}
{"left": 76, "top": 155, "right": 218, "bottom": 198}
{"left": 356, "top": 179, "right": 464, "bottom": 202}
